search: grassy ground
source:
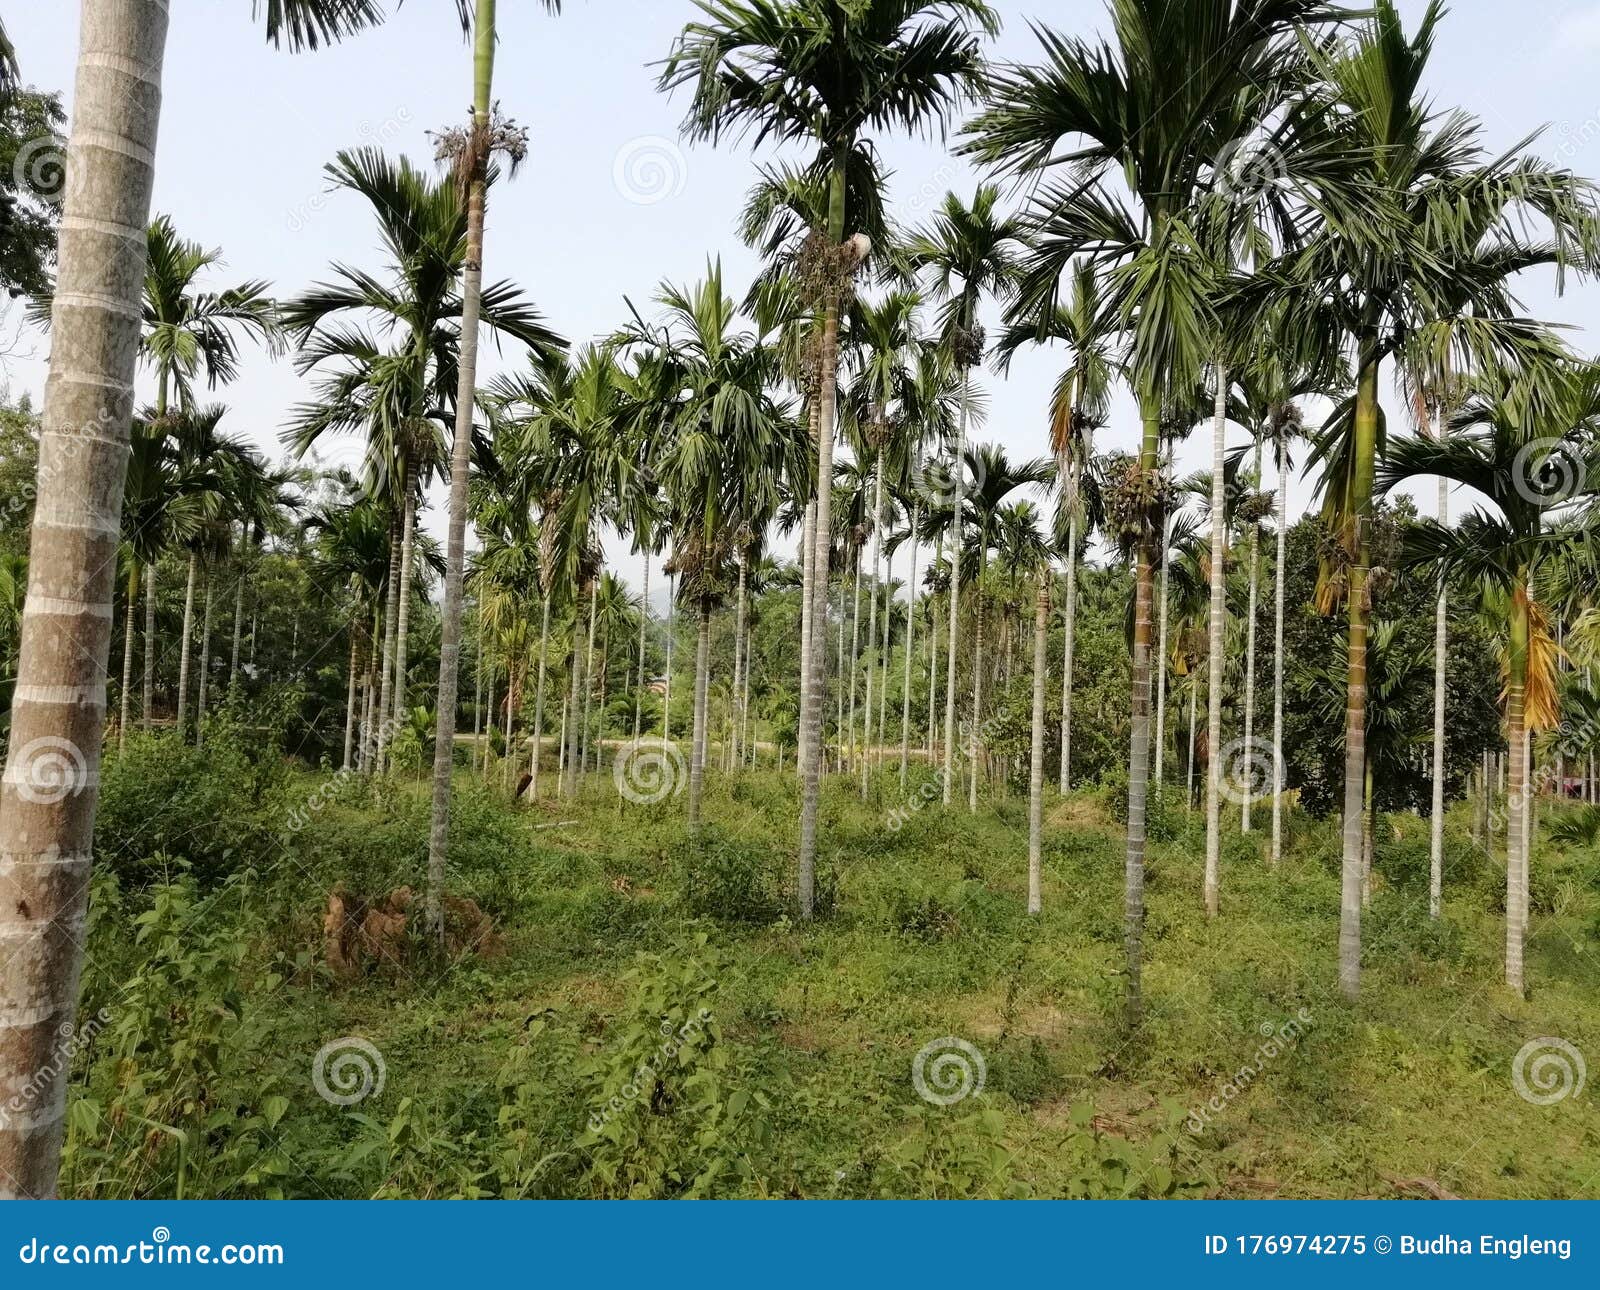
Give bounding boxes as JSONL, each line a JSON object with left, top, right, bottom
{"left": 73, "top": 750, "right": 1600, "bottom": 1198}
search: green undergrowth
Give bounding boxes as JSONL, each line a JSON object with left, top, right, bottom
{"left": 65, "top": 738, "right": 1600, "bottom": 1198}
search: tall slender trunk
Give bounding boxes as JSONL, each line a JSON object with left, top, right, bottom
{"left": 798, "top": 151, "right": 849, "bottom": 916}
{"left": 942, "top": 374, "right": 970, "bottom": 802}
{"left": 425, "top": 0, "right": 498, "bottom": 946}
{"left": 0, "top": 0, "right": 168, "bottom": 1198}
{"left": 1338, "top": 336, "right": 1382, "bottom": 999}
{"left": 361, "top": 597, "right": 380, "bottom": 774}
{"left": 1271, "top": 428, "right": 1288, "bottom": 867}
{"left": 900, "top": 500, "right": 919, "bottom": 787}
{"left": 229, "top": 527, "right": 246, "bottom": 692}
{"left": 689, "top": 594, "right": 711, "bottom": 835}
{"left": 1027, "top": 572, "right": 1049, "bottom": 916}
{"left": 862, "top": 461, "right": 883, "bottom": 795}
{"left": 927, "top": 551, "right": 940, "bottom": 762}
{"left": 175, "top": 549, "right": 197, "bottom": 738}
{"left": 663, "top": 566, "right": 675, "bottom": 741}
{"left": 733, "top": 550, "right": 748, "bottom": 770}
{"left": 471, "top": 612, "right": 482, "bottom": 774}
{"left": 480, "top": 665, "right": 495, "bottom": 783}
{"left": 564, "top": 592, "right": 588, "bottom": 799}
{"left": 1060, "top": 483, "right": 1079, "bottom": 793}
{"left": 878, "top": 544, "right": 893, "bottom": 772}
{"left": 1187, "top": 676, "right": 1198, "bottom": 806}
{"left": 142, "top": 562, "right": 156, "bottom": 729}
{"left": 1428, "top": 409, "right": 1450, "bottom": 918}
{"left": 968, "top": 546, "right": 986, "bottom": 813}
{"left": 195, "top": 572, "right": 212, "bottom": 748}
{"left": 375, "top": 515, "right": 401, "bottom": 771}
{"left": 391, "top": 484, "right": 416, "bottom": 729}
{"left": 797, "top": 497, "right": 816, "bottom": 777}
{"left": 578, "top": 579, "right": 598, "bottom": 782}
{"left": 530, "top": 590, "right": 552, "bottom": 799}
{"left": 1362, "top": 762, "right": 1375, "bottom": 907}
{"left": 1242, "top": 437, "right": 1262, "bottom": 831}
{"left": 1154, "top": 504, "right": 1171, "bottom": 792}
{"left": 1506, "top": 583, "right": 1530, "bottom": 994}
{"left": 118, "top": 564, "right": 139, "bottom": 751}
{"left": 343, "top": 619, "right": 361, "bottom": 771}
{"left": 1204, "top": 366, "right": 1228, "bottom": 919}
{"left": 503, "top": 656, "right": 518, "bottom": 791}
{"left": 1124, "top": 399, "right": 1162, "bottom": 1025}
{"left": 847, "top": 549, "right": 862, "bottom": 777}
{"left": 632, "top": 553, "right": 650, "bottom": 742}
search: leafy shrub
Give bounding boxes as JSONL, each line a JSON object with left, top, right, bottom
{"left": 96, "top": 731, "right": 288, "bottom": 887}
{"left": 675, "top": 828, "right": 786, "bottom": 924}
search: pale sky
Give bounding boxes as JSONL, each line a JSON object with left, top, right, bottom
{"left": 4, "top": 0, "right": 1600, "bottom": 598}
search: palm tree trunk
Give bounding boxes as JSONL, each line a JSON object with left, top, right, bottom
{"left": 118, "top": 564, "right": 139, "bottom": 751}
{"left": 733, "top": 550, "right": 748, "bottom": 770}
{"left": 1428, "top": 419, "right": 1449, "bottom": 918}
{"left": 929, "top": 539, "right": 942, "bottom": 760}
{"left": 425, "top": 0, "right": 497, "bottom": 946}
{"left": 343, "top": 622, "right": 361, "bottom": 771}
{"left": 1506, "top": 583, "right": 1530, "bottom": 995}
{"left": 143, "top": 562, "right": 156, "bottom": 729}
{"left": 798, "top": 154, "right": 849, "bottom": 917}
{"left": 1060, "top": 490, "right": 1079, "bottom": 793}
{"left": 1027, "top": 572, "right": 1049, "bottom": 915}
{"left": 1123, "top": 400, "right": 1162, "bottom": 1026}
{"left": 797, "top": 497, "right": 816, "bottom": 777}
{"left": 530, "top": 590, "right": 552, "bottom": 799}
{"left": 563, "top": 605, "right": 587, "bottom": 799}
{"left": 195, "top": 573, "right": 212, "bottom": 748}
{"left": 361, "top": 597, "right": 380, "bottom": 774}
{"left": 471, "top": 617, "right": 482, "bottom": 775}
{"left": 943, "top": 374, "right": 970, "bottom": 802}
{"left": 1271, "top": 428, "right": 1288, "bottom": 868}
{"left": 689, "top": 593, "right": 711, "bottom": 835}
{"left": 663, "top": 567, "right": 675, "bottom": 741}
{"left": 375, "top": 515, "right": 401, "bottom": 771}
{"left": 578, "top": 580, "right": 598, "bottom": 781}
{"left": 863, "top": 462, "right": 883, "bottom": 795}
{"left": 391, "top": 485, "right": 416, "bottom": 730}
{"left": 1204, "top": 366, "right": 1228, "bottom": 919}
{"left": 0, "top": 0, "right": 168, "bottom": 1198}
{"left": 1154, "top": 506, "right": 1171, "bottom": 791}
{"left": 632, "top": 553, "right": 650, "bottom": 742}
{"left": 847, "top": 549, "right": 862, "bottom": 777}
{"left": 176, "top": 549, "right": 197, "bottom": 738}
{"left": 900, "top": 501, "right": 919, "bottom": 787}
{"left": 1187, "top": 677, "right": 1198, "bottom": 806}
{"left": 878, "top": 544, "right": 893, "bottom": 772}
{"left": 503, "top": 659, "right": 518, "bottom": 791}
{"left": 229, "top": 528, "right": 246, "bottom": 692}
{"left": 968, "top": 547, "right": 986, "bottom": 813}
{"left": 1242, "top": 437, "right": 1262, "bottom": 831}
{"left": 1361, "top": 762, "right": 1375, "bottom": 908}
{"left": 1338, "top": 339, "right": 1382, "bottom": 1000}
